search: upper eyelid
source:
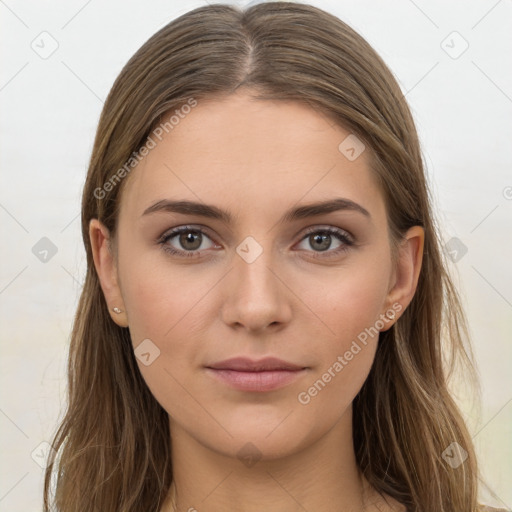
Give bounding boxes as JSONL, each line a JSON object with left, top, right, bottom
{"left": 159, "top": 224, "right": 218, "bottom": 243}
{"left": 303, "top": 224, "right": 353, "bottom": 239}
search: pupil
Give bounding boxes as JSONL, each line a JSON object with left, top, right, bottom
{"left": 181, "top": 231, "right": 201, "bottom": 250}
{"left": 312, "top": 233, "right": 330, "bottom": 251}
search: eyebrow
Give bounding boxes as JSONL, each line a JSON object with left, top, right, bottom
{"left": 141, "top": 197, "right": 371, "bottom": 224}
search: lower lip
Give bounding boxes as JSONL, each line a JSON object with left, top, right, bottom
{"left": 205, "top": 368, "right": 306, "bottom": 392}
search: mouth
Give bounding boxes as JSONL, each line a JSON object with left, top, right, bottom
{"left": 205, "top": 357, "right": 308, "bottom": 392}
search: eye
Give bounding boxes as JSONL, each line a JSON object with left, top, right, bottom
{"left": 295, "top": 226, "right": 354, "bottom": 258}
{"left": 158, "top": 225, "right": 218, "bottom": 258}
{"left": 158, "top": 225, "right": 355, "bottom": 260}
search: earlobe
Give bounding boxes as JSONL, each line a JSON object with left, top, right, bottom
{"left": 380, "top": 225, "right": 424, "bottom": 331}
{"left": 89, "top": 218, "right": 129, "bottom": 328}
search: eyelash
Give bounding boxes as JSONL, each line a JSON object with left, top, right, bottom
{"left": 157, "top": 225, "right": 355, "bottom": 260}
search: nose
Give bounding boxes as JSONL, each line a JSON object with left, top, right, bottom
{"left": 221, "top": 241, "right": 293, "bottom": 333}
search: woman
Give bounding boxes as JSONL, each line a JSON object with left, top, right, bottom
{"left": 43, "top": 2, "right": 508, "bottom": 511}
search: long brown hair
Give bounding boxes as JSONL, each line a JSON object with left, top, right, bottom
{"left": 44, "top": 3, "right": 485, "bottom": 511}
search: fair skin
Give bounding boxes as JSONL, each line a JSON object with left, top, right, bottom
{"left": 90, "top": 90, "right": 423, "bottom": 512}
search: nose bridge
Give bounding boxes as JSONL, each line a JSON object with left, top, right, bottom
{"left": 236, "top": 237, "right": 276, "bottom": 296}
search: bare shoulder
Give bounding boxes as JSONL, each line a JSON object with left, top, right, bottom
{"left": 478, "top": 506, "right": 511, "bottom": 512}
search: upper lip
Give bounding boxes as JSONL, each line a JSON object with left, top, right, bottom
{"left": 206, "top": 357, "right": 306, "bottom": 372}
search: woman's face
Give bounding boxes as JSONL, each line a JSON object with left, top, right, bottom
{"left": 93, "top": 90, "right": 420, "bottom": 461}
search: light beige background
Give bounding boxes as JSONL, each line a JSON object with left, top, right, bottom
{"left": 0, "top": 0, "right": 510, "bottom": 510}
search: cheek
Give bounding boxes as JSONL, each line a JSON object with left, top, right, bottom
{"left": 118, "top": 247, "right": 212, "bottom": 346}
{"left": 118, "top": 256, "right": 211, "bottom": 417}
{"left": 300, "top": 252, "right": 392, "bottom": 348}
{"left": 293, "top": 280, "right": 388, "bottom": 427}
{"left": 121, "top": 267, "right": 172, "bottom": 345}
{"left": 294, "top": 252, "right": 391, "bottom": 398}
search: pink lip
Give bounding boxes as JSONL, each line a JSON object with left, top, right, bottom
{"left": 205, "top": 357, "right": 307, "bottom": 392}
{"left": 206, "top": 356, "right": 305, "bottom": 372}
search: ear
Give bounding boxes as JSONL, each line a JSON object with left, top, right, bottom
{"left": 380, "top": 226, "right": 424, "bottom": 331}
{"left": 89, "top": 218, "right": 128, "bottom": 328}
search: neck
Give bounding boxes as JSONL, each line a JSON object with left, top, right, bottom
{"left": 162, "top": 407, "right": 368, "bottom": 512}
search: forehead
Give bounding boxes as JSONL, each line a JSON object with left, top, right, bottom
{"left": 119, "top": 91, "right": 385, "bottom": 223}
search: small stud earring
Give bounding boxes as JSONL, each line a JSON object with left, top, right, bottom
{"left": 112, "top": 307, "right": 123, "bottom": 314}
